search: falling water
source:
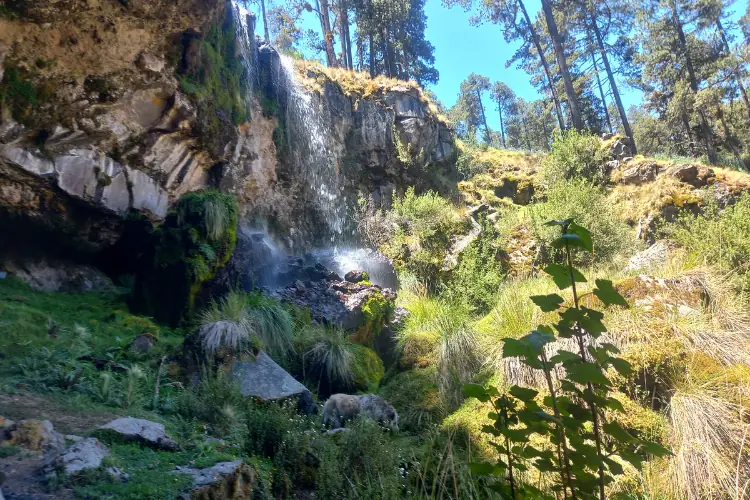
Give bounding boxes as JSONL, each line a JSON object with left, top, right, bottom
{"left": 278, "top": 55, "right": 347, "bottom": 241}
{"left": 231, "top": 1, "right": 258, "bottom": 100}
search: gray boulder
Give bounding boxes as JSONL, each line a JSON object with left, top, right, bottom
{"left": 624, "top": 241, "right": 671, "bottom": 273}
{"left": 51, "top": 437, "right": 109, "bottom": 476}
{"left": 621, "top": 162, "right": 660, "bottom": 185}
{"left": 232, "top": 352, "right": 315, "bottom": 414}
{"left": 172, "top": 459, "right": 260, "bottom": 498}
{"left": 98, "top": 417, "right": 178, "bottom": 451}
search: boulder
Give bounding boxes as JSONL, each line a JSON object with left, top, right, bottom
{"left": 624, "top": 241, "right": 671, "bottom": 273}
{"left": 172, "top": 460, "right": 260, "bottom": 500}
{"left": 3, "top": 420, "right": 65, "bottom": 454}
{"left": 232, "top": 352, "right": 315, "bottom": 414}
{"left": 98, "top": 417, "right": 178, "bottom": 451}
{"left": 344, "top": 269, "right": 368, "bottom": 283}
{"left": 667, "top": 164, "right": 705, "bottom": 187}
{"left": 136, "top": 52, "right": 166, "bottom": 74}
{"left": 2, "top": 258, "right": 113, "bottom": 292}
{"left": 131, "top": 333, "right": 157, "bottom": 353}
{"left": 621, "top": 162, "right": 660, "bottom": 185}
{"left": 50, "top": 437, "right": 109, "bottom": 476}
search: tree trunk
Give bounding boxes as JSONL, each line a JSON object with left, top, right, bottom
{"left": 383, "top": 26, "right": 396, "bottom": 78}
{"left": 591, "top": 48, "right": 612, "bottom": 133}
{"left": 683, "top": 114, "right": 694, "bottom": 153}
{"left": 669, "top": 0, "right": 716, "bottom": 163}
{"left": 260, "top": 0, "right": 269, "bottom": 41}
{"left": 356, "top": 34, "right": 364, "bottom": 71}
{"left": 589, "top": 4, "right": 634, "bottom": 151}
{"left": 476, "top": 89, "right": 491, "bottom": 144}
{"left": 317, "top": 0, "right": 338, "bottom": 67}
{"left": 339, "top": 0, "right": 353, "bottom": 69}
{"left": 521, "top": 115, "right": 532, "bottom": 150}
{"left": 541, "top": 108, "right": 551, "bottom": 150}
{"left": 717, "top": 19, "right": 750, "bottom": 124}
{"left": 369, "top": 33, "right": 375, "bottom": 77}
{"left": 541, "top": 0, "right": 583, "bottom": 130}
{"left": 716, "top": 105, "right": 746, "bottom": 169}
{"left": 499, "top": 107, "right": 506, "bottom": 148}
{"left": 518, "top": 0, "right": 566, "bottom": 130}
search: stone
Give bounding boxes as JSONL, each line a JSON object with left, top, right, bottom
{"left": 621, "top": 161, "right": 660, "bottom": 185}
{"left": 232, "top": 352, "right": 315, "bottom": 414}
{"left": 98, "top": 417, "right": 178, "bottom": 451}
{"left": 5, "top": 420, "right": 65, "bottom": 454}
{"left": 136, "top": 52, "right": 166, "bottom": 74}
{"left": 668, "top": 164, "right": 699, "bottom": 185}
{"left": 172, "top": 460, "right": 260, "bottom": 499}
{"left": 624, "top": 241, "right": 671, "bottom": 273}
{"left": 126, "top": 166, "right": 169, "bottom": 218}
{"left": 3, "top": 259, "right": 113, "bottom": 292}
{"left": 50, "top": 437, "right": 109, "bottom": 476}
{"left": 0, "top": 146, "right": 55, "bottom": 177}
{"left": 344, "top": 270, "right": 367, "bottom": 283}
{"left": 131, "top": 333, "right": 157, "bottom": 353}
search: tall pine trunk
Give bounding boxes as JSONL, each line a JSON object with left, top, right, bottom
{"left": 260, "top": 0, "right": 269, "bottom": 41}
{"left": 591, "top": 47, "right": 612, "bottom": 133}
{"left": 499, "top": 107, "right": 506, "bottom": 148}
{"left": 477, "top": 89, "right": 491, "bottom": 144}
{"left": 518, "top": 0, "right": 566, "bottom": 130}
{"left": 717, "top": 19, "right": 750, "bottom": 124}
{"left": 541, "top": 0, "right": 584, "bottom": 130}
{"left": 669, "top": 0, "right": 716, "bottom": 163}
{"left": 589, "top": 4, "right": 635, "bottom": 152}
{"left": 369, "top": 33, "right": 375, "bottom": 77}
{"left": 716, "top": 105, "right": 746, "bottom": 169}
{"left": 317, "top": 0, "right": 338, "bottom": 67}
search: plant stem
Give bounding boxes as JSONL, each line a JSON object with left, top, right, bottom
{"left": 541, "top": 350, "right": 575, "bottom": 499}
{"left": 502, "top": 406, "right": 517, "bottom": 499}
{"left": 565, "top": 238, "right": 606, "bottom": 500}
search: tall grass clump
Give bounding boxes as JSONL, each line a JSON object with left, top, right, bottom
{"left": 542, "top": 129, "right": 609, "bottom": 185}
{"left": 663, "top": 193, "right": 750, "bottom": 289}
{"left": 297, "top": 325, "right": 355, "bottom": 393}
{"left": 397, "top": 294, "right": 482, "bottom": 409}
{"left": 245, "top": 291, "right": 294, "bottom": 359}
{"left": 529, "top": 179, "right": 632, "bottom": 266}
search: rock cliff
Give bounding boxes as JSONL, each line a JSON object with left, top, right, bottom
{"left": 0, "top": 0, "right": 458, "bottom": 271}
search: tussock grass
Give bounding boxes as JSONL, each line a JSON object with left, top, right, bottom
{"left": 298, "top": 325, "right": 355, "bottom": 391}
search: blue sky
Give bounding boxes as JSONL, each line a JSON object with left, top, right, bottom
{"left": 288, "top": 0, "right": 748, "bottom": 131}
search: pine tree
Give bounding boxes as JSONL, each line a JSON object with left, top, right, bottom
{"left": 490, "top": 82, "right": 516, "bottom": 148}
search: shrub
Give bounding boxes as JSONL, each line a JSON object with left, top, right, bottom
{"left": 542, "top": 129, "right": 609, "bottom": 185}
{"left": 529, "top": 180, "right": 632, "bottom": 266}
{"left": 379, "top": 367, "right": 446, "bottom": 432}
{"left": 662, "top": 193, "right": 750, "bottom": 289}
{"left": 441, "top": 218, "right": 506, "bottom": 314}
{"left": 381, "top": 188, "right": 469, "bottom": 288}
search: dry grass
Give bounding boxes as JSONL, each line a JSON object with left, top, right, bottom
{"left": 292, "top": 59, "right": 447, "bottom": 123}
{"left": 609, "top": 174, "right": 702, "bottom": 224}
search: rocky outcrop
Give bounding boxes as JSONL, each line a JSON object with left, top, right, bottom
{"left": 232, "top": 352, "right": 316, "bottom": 414}
{"left": 2, "top": 419, "right": 65, "bottom": 454}
{"left": 98, "top": 417, "right": 178, "bottom": 451}
{"left": 2, "top": 258, "right": 113, "bottom": 292}
{"left": 50, "top": 437, "right": 109, "bottom": 476}
{"left": 172, "top": 459, "right": 262, "bottom": 499}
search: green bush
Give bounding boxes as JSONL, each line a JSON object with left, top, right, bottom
{"left": 381, "top": 187, "right": 469, "bottom": 288}
{"left": 542, "top": 129, "right": 609, "bottom": 185}
{"left": 529, "top": 180, "right": 632, "bottom": 266}
{"left": 441, "top": 218, "right": 506, "bottom": 314}
{"left": 379, "top": 367, "right": 446, "bottom": 432}
{"left": 132, "top": 190, "right": 238, "bottom": 325}
{"left": 663, "top": 193, "right": 750, "bottom": 289}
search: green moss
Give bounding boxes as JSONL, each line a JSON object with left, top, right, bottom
{"left": 350, "top": 290, "right": 392, "bottom": 347}
{"left": 132, "top": 190, "right": 238, "bottom": 326}
{"left": 179, "top": 15, "right": 249, "bottom": 141}
{"left": 0, "top": 66, "right": 41, "bottom": 124}
{"left": 350, "top": 344, "right": 385, "bottom": 392}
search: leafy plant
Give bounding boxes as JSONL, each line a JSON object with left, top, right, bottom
{"left": 542, "top": 129, "right": 609, "bottom": 186}
{"left": 465, "top": 221, "right": 671, "bottom": 499}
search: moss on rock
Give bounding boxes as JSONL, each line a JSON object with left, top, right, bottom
{"left": 350, "top": 344, "right": 384, "bottom": 392}
{"left": 132, "top": 190, "right": 238, "bottom": 326}
{"left": 350, "top": 290, "right": 392, "bottom": 347}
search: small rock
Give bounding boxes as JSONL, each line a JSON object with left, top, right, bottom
{"left": 131, "top": 333, "right": 157, "bottom": 353}
{"left": 106, "top": 466, "right": 130, "bottom": 481}
{"left": 172, "top": 460, "right": 259, "bottom": 498}
{"left": 622, "top": 156, "right": 634, "bottom": 163}
{"left": 294, "top": 280, "right": 306, "bottom": 292}
{"left": 51, "top": 438, "right": 109, "bottom": 476}
{"left": 136, "top": 52, "right": 166, "bottom": 74}
{"left": 5, "top": 420, "right": 65, "bottom": 453}
{"left": 668, "top": 164, "right": 699, "bottom": 186}
{"left": 344, "top": 270, "right": 368, "bottom": 283}
{"left": 98, "top": 417, "right": 178, "bottom": 451}
{"left": 64, "top": 434, "right": 84, "bottom": 443}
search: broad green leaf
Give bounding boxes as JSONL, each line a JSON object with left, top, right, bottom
{"left": 641, "top": 440, "right": 672, "bottom": 457}
{"left": 610, "top": 357, "right": 634, "bottom": 377}
{"left": 525, "top": 329, "right": 555, "bottom": 350}
{"left": 530, "top": 294, "right": 564, "bottom": 312}
{"left": 463, "top": 384, "right": 490, "bottom": 402}
{"left": 552, "top": 233, "right": 587, "bottom": 250}
{"left": 468, "top": 462, "right": 495, "bottom": 476}
{"left": 543, "top": 263, "right": 587, "bottom": 290}
{"left": 566, "top": 362, "right": 611, "bottom": 387}
{"left": 510, "top": 385, "right": 539, "bottom": 402}
{"left": 603, "top": 421, "right": 636, "bottom": 443}
{"left": 569, "top": 222, "right": 593, "bottom": 252}
{"left": 594, "top": 279, "right": 629, "bottom": 307}
{"left": 604, "top": 397, "right": 626, "bottom": 412}
{"left": 604, "top": 456, "right": 625, "bottom": 476}
{"left": 549, "top": 350, "right": 581, "bottom": 364}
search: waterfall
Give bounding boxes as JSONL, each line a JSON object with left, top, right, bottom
{"left": 278, "top": 55, "right": 347, "bottom": 242}
{"left": 231, "top": 1, "right": 258, "bottom": 102}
